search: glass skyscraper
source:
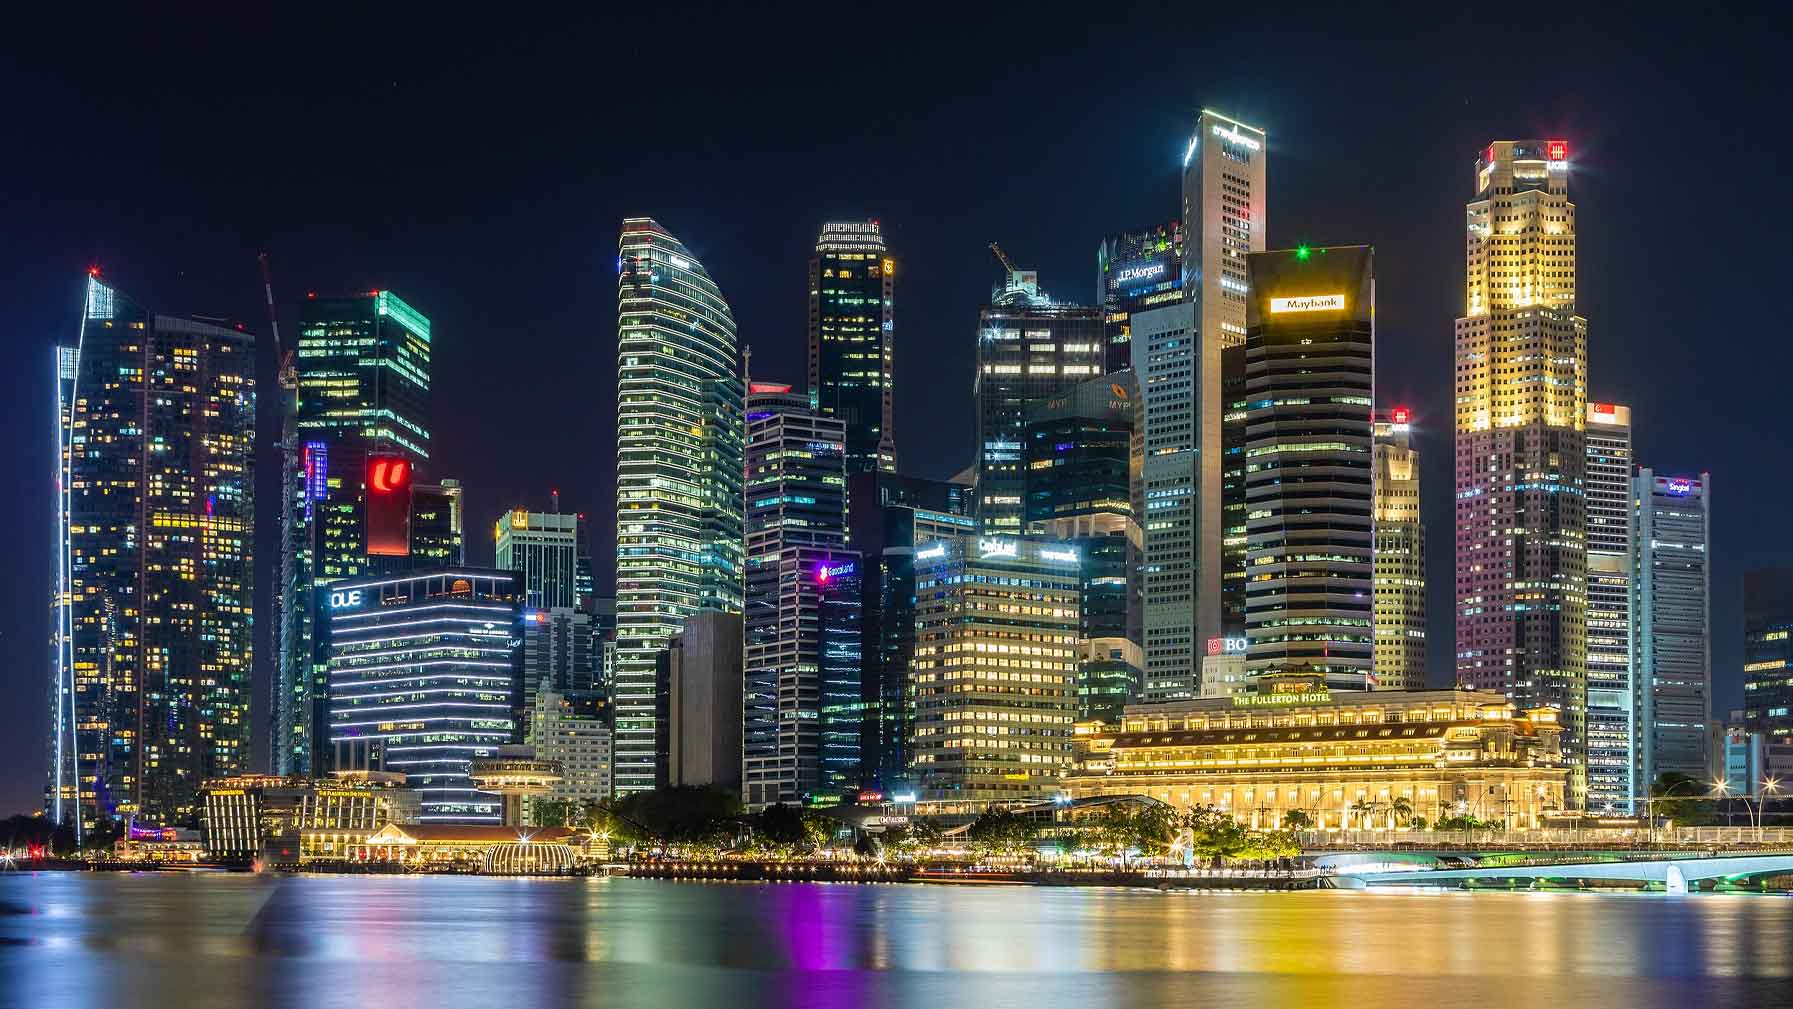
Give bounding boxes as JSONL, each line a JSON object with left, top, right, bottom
{"left": 1097, "top": 220, "right": 1182, "bottom": 375}
{"left": 51, "top": 273, "right": 256, "bottom": 829}
{"left": 809, "top": 221, "right": 895, "bottom": 474}
{"left": 1584, "top": 402, "right": 1636, "bottom": 810}
{"left": 614, "top": 217, "right": 744, "bottom": 793}
{"left": 1633, "top": 470, "right": 1712, "bottom": 788}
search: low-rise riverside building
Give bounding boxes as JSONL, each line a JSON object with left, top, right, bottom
{"left": 199, "top": 772, "right": 421, "bottom": 860}
{"left": 1062, "top": 674, "right": 1568, "bottom": 829}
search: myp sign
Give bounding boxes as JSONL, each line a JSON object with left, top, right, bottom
{"left": 329, "top": 589, "right": 364, "bottom": 610}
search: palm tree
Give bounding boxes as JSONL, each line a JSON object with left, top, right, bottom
{"left": 1391, "top": 796, "right": 1414, "bottom": 829}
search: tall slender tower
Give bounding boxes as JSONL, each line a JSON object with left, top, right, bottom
{"left": 1584, "top": 402, "right": 1635, "bottom": 809}
{"left": 614, "top": 218, "right": 744, "bottom": 794}
{"left": 1454, "top": 139, "right": 1589, "bottom": 804}
{"left": 1137, "top": 109, "right": 1265, "bottom": 700}
{"left": 809, "top": 221, "right": 895, "bottom": 475}
{"left": 1633, "top": 470, "right": 1712, "bottom": 790}
{"left": 1372, "top": 408, "right": 1427, "bottom": 690}
{"left": 53, "top": 273, "right": 256, "bottom": 828}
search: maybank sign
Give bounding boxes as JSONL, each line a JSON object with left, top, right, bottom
{"left": 1270, "top": 294, "right": 1345, "bottom": 314}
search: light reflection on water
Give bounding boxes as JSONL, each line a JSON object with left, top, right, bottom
{"left": 1, "top": 872, "right": 1790, "bottom": 1008}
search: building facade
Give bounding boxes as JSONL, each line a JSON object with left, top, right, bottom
{"left": 50, "top": 274, "right": 256, "bottom": 830}
{"left": 528, "top": 689, "right": 613, "bottom": 810}
{"left": 1633, "top": 470, "right": 1712, "bottom": 788}
{"left": 911, "top": 536, "right": 1081, "bottom": 805}
{"left": 1134, "top": 301, "right": 1199, "bottom": 700}
{"left": 809, "top": 221, "right": 896, "bottom": 474}
{"left": 199, "top": 772, "right": 419, "bottom": 860}
{"left": 1453, "top": 139, "right": 1590, "bottom": 804}
{"left": 658, "top": 610, "right": 745, "bottom": 793}
{"left": 614, "top": 218, "right": 745, "bottom": 793}
{"left": 973, "top": 267, "right": 1105, "bottom": 534}
{"left": 1372, "top": 409, "right": 1426, "bottom": 690}
{"left": 325, "top": 569, "right": 523, "bottom": 822}
{"left": 1584, "top": 402, "right": 1636, "bottom": 809}
{"left": 1064, "top": 676, "right": 1568, "bottom": 829}
{"left": 1742, "top": 567, "right": 1793, "bottom": 742}
{"left": 496, "top": 509, "right": 588, "bottom": 610}
{"left": 1097, "top": 220, "right": 1183, "bottom": 374}
{"left": 1242, "top": 246, "right": 1376, "bottom": 685}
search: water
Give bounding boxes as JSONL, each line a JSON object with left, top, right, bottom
{"left": 2, "top": 872, "right": 1790, "bottom": 1008}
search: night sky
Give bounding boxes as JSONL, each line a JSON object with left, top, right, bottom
{"left": 3, "top": 8, "right": 1788, "bottom": 816}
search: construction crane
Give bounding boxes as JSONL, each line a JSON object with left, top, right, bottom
{"left": 258, "top": 253, "right": 297, "bottom": 398}
{"left": 988, "top": 242, "right": 1018, "bottom": 274}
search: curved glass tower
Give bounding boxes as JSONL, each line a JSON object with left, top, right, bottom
{"left": 614, "top": 218, "right": 744, "bottom": 793}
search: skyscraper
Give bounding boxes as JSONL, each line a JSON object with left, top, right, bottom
{"left": 278, "top": 289, "right": 433, "bottom": 777}
{"left": 51, "top": 273, "right": 255, "bottom": 829}
{"left": 1453, "top": 139, "right": 1590, "bottom": 804}
{"left": 809, "top": 221, "right": 895, "bottom": 474}
{"left": 1097, "top": 221, "right": 1182, "bottom": 374}
{"left": 911, "top": 536, "right": 1080, "bottom": 806}
{"left": 1134, "top": 301, "right": 1199, "bottom": 701}
{"left": 1742, "top": 567, "right": 1793, "bottom": 743}
{"left": 614, "top": 218, "right": 745, "bottom": 793}
{"left": 1584, "top": 402, "right": 1636, "bottom": 809}
{"left": 1633, "top": 470, "right": 1712, "bottom": 788}
{"left": 495, "top": 509, "right": 588, "bottom": 610}
{"left": 1172, "top": 109, "right": 1267, "bottom": 685}
{"left": 742, "top": 383, "right": 859, "bottom": 806}
{"left": 974, "top": 265, "right": 1105, "bottom": 534}
{"left": 1372, "top": 408, "right": 1426, "bottom": 690}
{"left": 1242, "top": 246, "right": 1375, "bottom": 686}
{"left": 410, "top": 480, "right": 464, "bottom": 567}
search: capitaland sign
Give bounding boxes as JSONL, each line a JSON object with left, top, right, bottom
{"left": 1231, "top": 690, "right": 1332, "bottom": 708}
{"left": 1269, "top": 294, "right": 1345, "bottom": 314}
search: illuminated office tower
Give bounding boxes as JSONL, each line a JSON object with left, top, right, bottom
{"left": 742, "top": 383, "right": 860, "bottom": 806}
{"left": 1453, "top": 139, "right": 1589, "bottom": 803}
{"left": 911, "top": 537, "right": 1081, "bottom": 806}
{"left": 1133, "top": 301, "right": 1199, "bottom": 700}
{"left": 973, "top": 263, "right": 1105, "bottom": 534}
{"left": 1024, "top": 372, "right": 1142, "bottom": 722}
{"left": 1169, "top": 109, "right": 1267, "bottom": 685}
{"left": 51, "top": 273, "right": 255, "bottom": 829}
{"left": 495, "top": 509, "right": 588, "bottom": 610}
{"left": 1632, "top": 470, "right": 1711, "bottom": 788}
{"left": 279, "top": 289, "right": 432, "bottom": 776}
{"left": 1242, "top": 247, "right": 1375, "bottom": 686}
{"left": 614, "top": 218, "right": 745, "bottom": 793}
{"left": 1742, "top": 568, "right": 1793, "bottom": 742}
{"left": 1584, "top": 403, "right": 1636, "bottom": 809}
{"left": 809, "top": 221, "right": 896, "bottom": 474}
{"left": 411, "top": 480, "right": 464, "bottom": 567}
{"left": 1097, "top": 221, "right": 1182, "bottom": 374}
{"left": 326, "top": 569, "right": 523, "bottom": 823}
{"left": 1372, "top": 408, "right": 1426, "bottom": 690}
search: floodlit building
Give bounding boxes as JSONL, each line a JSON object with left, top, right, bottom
{"left": 1064, "top": 673, "right": 1568, "bottom": 829}
{"left": 528, "top": 689, "right": 613, "bottom": 810}
{"left": 1584, "top": 402, "right": 1636, "bottom": 809}
{"left": 809, "top": 220, "right": 896, "bottom": 474}
{"left": 614, "top": 218, "right": 745, "bottom": 793}
{"left": 1372, "top": 409, "right": 1426, "bottom": 690}
{"left": 49, "top": 274, "right": 256, "bottom": 831}
{"left": 199, "top": 772, "right": 419, "bottom": 861}
{"left": 1633, "top": 470, "right": 1712, "bottom": 788}
{"left": 1453, "top": 139, "right": 1590, "bottom": 804}
{"left": 1133, "top": 300, "right": 1200, "bottom": 701}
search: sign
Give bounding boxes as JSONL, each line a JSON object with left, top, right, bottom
{"left": 1232, "top": 689, "right": 1331, "bottom": 708}
{"left": 329, "top": 589, "right": 364, "bottom": 610}
{"left": 816, "top": 561, "right": 857, "bottom": 583}
{"left": 978, "top": 537, "right": 1018, "bottom": 559}
{"left": 1390, "top": 407, "right": 1411, "bottom": 426}
{"left": 1039, "top": 548, "right": 1079, "bottom": 564}
{"left": 1661, "top": 477, "right": 1697, "bottom": 496}
{"left": 1206, "top": 636, "right": 1247, "bottom": 656}
{"left": 915, "top": 544, "right": 947, "bottom": 561}
{"left": 1546, "top": 139, "right": 1568, "bottom": 162}
{"left": 365, "top": 454, "right": 413, "bottom": 557}
{"left": 1112, "top": 256, "right": 1171, "bottom": 289}
{"left": 1270, "top": 294, "right": 1345, "bottom": 314}
{"left": 1211, "top": 122, "right": 1262, "bottom": 151}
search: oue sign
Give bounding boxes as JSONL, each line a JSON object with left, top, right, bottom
{"left": 330, "top": 589, "right": 363, "bottom": 609}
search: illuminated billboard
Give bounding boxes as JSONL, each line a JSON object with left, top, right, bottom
{"left": 365, "top": 454, "right": 413, "bottom": 557}
{"left": 1269, "top": 294, "right": 1345, "bottom": 313}
{"left": 1109, "top": 255, "right": 1174, "bottom": 292}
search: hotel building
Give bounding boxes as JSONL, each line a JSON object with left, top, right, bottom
{"left": 614, "top": 217, "right": 745, "bottom": 793}
{"left": 1064, "top": 673, "right": 1568, "bottom": 829}
{"left": 1372, "top": 410, "right": 1426, "bottom": 690}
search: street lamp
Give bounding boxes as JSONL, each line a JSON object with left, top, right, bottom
{"left": 1716, "top": 777, "right": 1783, "bottom": 841}
{"left": 1642, "top": 778, "right": 1711, "bottom": 845}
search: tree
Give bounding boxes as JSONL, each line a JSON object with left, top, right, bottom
{"left": 1650, "top": 772, "right": 1713, "bottom": 825}
{"left": 1239, "top": 829, "right": 1301, "bottom": 861}
{"left": 1391, "top": 796, "right": 1414, "bottom": 828}
{"left": 1409, "top": 815, "right": 1429, "bottom": 832}
{"left": 964, "top": 809, "right": 1037, "bottom": 858}
{"left": 603, "top": 786, "right": 744, "bottom": 851}
{"left": 1183, "top": 805, "right": 1251, "bottom": 865}
{"left": 747, "top": 804, "right": 835, "bottom": 855}
{"left": 1281, "top": 809, "right": 1314, "bottom": 831}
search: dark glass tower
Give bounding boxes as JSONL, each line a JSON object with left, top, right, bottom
{"left": 809, "top": 221, "right": 895, "bottom": 474}
{"left": 1097, "top": 221, "right": 1183, "bottom": 375}
{"left": 51, "top": 274, "right": 256, "bottom": 829}
{"left": 1743, "top": 568, "right": 1793, "bottom": 743}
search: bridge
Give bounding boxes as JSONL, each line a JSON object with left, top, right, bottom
{"left": 1333, "top": 852, "right": 1793, "bottom": 893}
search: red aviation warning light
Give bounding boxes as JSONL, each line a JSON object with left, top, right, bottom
{"left": 365, "top": 454, "right": 414, "bottom": 556}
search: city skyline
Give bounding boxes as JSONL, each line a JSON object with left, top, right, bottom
{"left": 3, "top": 9, "right": 1789, "bottom": 816}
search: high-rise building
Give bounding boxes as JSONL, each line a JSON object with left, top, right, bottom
{"left": 809, "top": 221, "right": 896, "bottom": 474}
{"left": 1633, "top": 470, "right": 1712, "bottom": 788}
{"left": 1024, "top": 372, "right": 1142, "bottom": 722}
{"left": 1134, "top": 302, "right": 1199, "bottom": 701}
{"left": 520, "top": 607, "right": 600, "bottom": 705}
{"left": 846, "top": 472, "right": 977, "bottom": 794}
{"left": 1742, "top": 567, "right": 1793, "bottom": 743}
{"left": 1097, "top": 221, "right": 1183, "bottom": 374}
{"left": 49, "top": 274, "right": 256, "bottom": 830}
{"left": 973, "top": 266, "right": 1105, "bottom": 534}
{"left": 1170, "top": 109, "right": 1268, "bottom": 688}
{"left": 325, "top": 568, "right": 522, "bottom": 823}
{"left": 495, "top": 509, "right": 588, "bottom": 610}
{"left": 1584, "top": 402, "right": 1636, "bottom": 810}
{"left": 911, "top": 536, "right": 1081, "bottom": 807}
{"left": 410, "top": 480, "right": 464, "bottom": 567}
{"left": 1372, "top": 408, "right": 1426, "bottom": 690}
{"left": 614, "top": 218, "right": 745, "bottom": 793}
{"left": 1242, "top": 246, "right": 1375, "bottom": 686}
{"left": 742, "top": 384, "right": 860, "bottom": 806}
{"left": 657, "top": 610, "right": 744, "bottom": 793}
{"left": 279, "top": 289, "right": 433, "bottom": 778}
{"left": 528, "top": 688, "right": 613, "bottom": 810}
{"left": 1453, "top": 139, "right": 1590, "bottom": 804}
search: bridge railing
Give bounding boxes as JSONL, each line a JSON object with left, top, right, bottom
{"left": 1300, "top": 827, "right": 1793, "bottom": 849}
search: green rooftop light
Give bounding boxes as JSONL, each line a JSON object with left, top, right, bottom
{"left": 1296, "top": 245, "right": 1311, "bottom": 261}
